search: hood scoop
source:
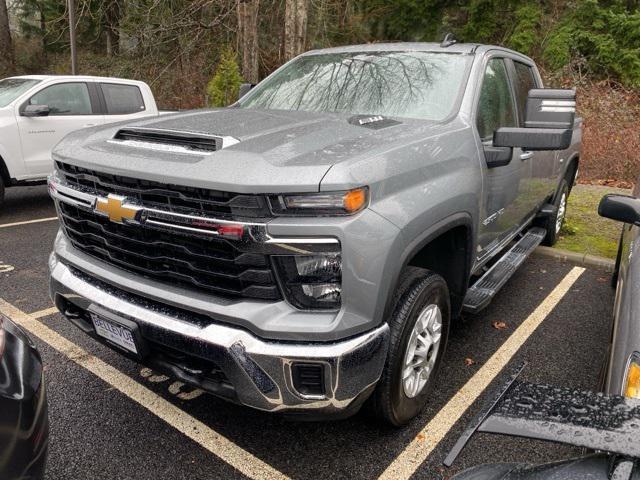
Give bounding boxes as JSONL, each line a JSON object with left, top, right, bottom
{"left": 110, "top": 127, "right": 239, "bottom": 155}
{"left": 348, "top": 114, "right": 401, "bottom": 130}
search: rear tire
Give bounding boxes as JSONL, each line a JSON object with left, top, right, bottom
{"left": 541, "top": 179, "right": 569, "bottom": 247}
{"left": 369, "top": 267, "right": 450, "bottom": 426}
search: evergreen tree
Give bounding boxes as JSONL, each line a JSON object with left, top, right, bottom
{"left": 206, "top": 48, "right": 243, "bottom": 107}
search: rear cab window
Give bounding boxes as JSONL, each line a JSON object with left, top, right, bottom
{"left": 100, "top": 83, "right": 145, "bottom": 115}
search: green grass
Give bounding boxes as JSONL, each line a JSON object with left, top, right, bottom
{"left": 556, "top": 184, "right": 631, "bottom": 259}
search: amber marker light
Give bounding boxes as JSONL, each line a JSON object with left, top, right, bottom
{"left": 625, "top": 354, "right": 640, "bottom": 399}
{"left": 271, "top": 187, "right": 369, "bottom": 216}
{"left": 343, "top": 187, "right": 368, "bottom": 213}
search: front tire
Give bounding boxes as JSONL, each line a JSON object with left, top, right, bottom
{"left": 542, "top": 179, "right": 569, "bottom": 246}
{"left": 369, "top": 267, "right": 450, "bottom": 426}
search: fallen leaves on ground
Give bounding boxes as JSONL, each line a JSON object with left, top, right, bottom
{"left": 492, "top": 321, "right": 508, "bottom": 330}
{"left": 578, "top": 178, "right": 635, "bottom": 189}
{"left": 464, "top": 357, "right": 476, "bottom": 366}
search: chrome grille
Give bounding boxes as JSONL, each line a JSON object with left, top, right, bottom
{"left": 57, "top": 195, "right": 282, "bottom": 301}
{"left": 55, "top": 161, "right": 271, "bottom": 219}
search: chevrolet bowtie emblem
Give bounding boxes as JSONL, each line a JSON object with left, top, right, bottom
{"left": 94, "top": 194, "right": 141, "bottom": 224}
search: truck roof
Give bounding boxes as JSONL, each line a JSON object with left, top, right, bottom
{"left": 303, "top": 42, "right": 530, "bottom": 60}
{"left": 5, "top": 74, "right": 149, "bottom": 86}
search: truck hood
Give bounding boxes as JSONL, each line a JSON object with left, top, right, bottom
{"left": 52, "top": 107, "right": 444, "bottom": 194}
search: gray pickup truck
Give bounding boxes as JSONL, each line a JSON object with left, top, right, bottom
{"left": 47, "top": 42, "right": 581, "bottom": 425}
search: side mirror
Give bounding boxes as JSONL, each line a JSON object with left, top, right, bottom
{"left": 493, "top": 88, "right": 576, "bottom": 151}
{"left": 238, "top": 83, "right": 255, "bottom": 101}
{"left": 493, "top": 127, "right": 573, "bottom": 151}
{"left": 22, "top": 104, "right": 50, "bottom": 117}
{"left": 598, "top": 194, "right": 640, "bottom": 226}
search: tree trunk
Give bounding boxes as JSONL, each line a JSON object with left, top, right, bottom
{"left": 283, "top": 0, "right": 308, "bottom": 61}
{"left": 39, "top": 3, "right": 46, "bottom": 59}
{"left": 237, "top": 0, "right": 260, "bottom": 83}
{"left": 104, "top": 0, "right": 123, "bottom": 56}
{"left": 0, "top": 0, "right": 15, "bottom": 76}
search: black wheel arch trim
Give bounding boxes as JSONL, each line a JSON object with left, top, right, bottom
{"left": 564, "top": 152, "right": 580, "bottom": 184}
{"left": 382, "top": 212, "right": 475, "bottom": 321}
{"left": 0, "top": 155, "right": 13, "bottom": 185}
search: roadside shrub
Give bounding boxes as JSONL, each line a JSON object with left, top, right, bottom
{"left": 13, "top": 38, "right": 47, "bottom": 74}
{"left": 206, "top": 49, "right": 243, "bottom": 108}
{"left": 577, "top": 82, "right": 640, "bottom": 184}
{"left": 542, "top": 0, "right": 640, "bottom": 88}
{"left": 543, "top": 26, "right": 573, "bottom": 72}
{"left": 507, "top": 4, "right": 543, "bottom": 56}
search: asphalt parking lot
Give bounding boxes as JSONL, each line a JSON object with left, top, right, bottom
{"left": 0, "top": 184, "right": 617, "bottom": 480}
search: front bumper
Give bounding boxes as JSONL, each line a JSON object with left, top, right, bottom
{"left": 49, "top": 254, "right": 389, "bottom": 416}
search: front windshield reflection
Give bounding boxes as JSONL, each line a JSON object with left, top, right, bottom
{"left": 240, "top": 51, "right": 471, "bottom": 121}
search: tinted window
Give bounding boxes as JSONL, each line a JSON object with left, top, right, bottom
{"left": 239, "top": 52, "right": 471, "bottom": 121}
{"left": 513, "top": 61, "right": 538, "bottom": 126}
{"left": 476, "top": 58, "right": 517, "bottom": 140}
{"left": 100, "top": 83, "right": 145, "bottom": 114}
{"left": 0, "top": 78, "right": 41, "bottom": 108}
{"left": 28, "top": 82, "right": 92, "bottom": 115}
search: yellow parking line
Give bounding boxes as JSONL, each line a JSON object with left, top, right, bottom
{"left": 0, "top": 298, "right": 289, "bottom": 480}
{"left": 379, "top": 266, "right": 585, "bottom": 480}
{"left": 0, "top": 217, "right": 58, "bottom": 229}
{"left": 31, "top": 306, "right": 59, "bottom": 319}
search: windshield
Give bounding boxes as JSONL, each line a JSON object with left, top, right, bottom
{"left": 239, "top": 51, "right": 471, "bottom": 121}
{"left": 0, "top": 78, "right": 41, "bottom": 108}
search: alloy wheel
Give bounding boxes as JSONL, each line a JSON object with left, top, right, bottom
{"left": 402, "top": 304, "right": 443, "bottom": 398}
{"left": 555, "top": 192, "right": 567, "bottom": 234}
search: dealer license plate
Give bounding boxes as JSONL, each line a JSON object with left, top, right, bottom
{"left": 91, "top": 314, "right": 138, "bottom": 354}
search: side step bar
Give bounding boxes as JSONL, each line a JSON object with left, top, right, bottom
{"left": 463, "top": 227, "right": 547, "bottom": 314}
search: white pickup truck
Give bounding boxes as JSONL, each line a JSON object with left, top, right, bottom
{"left": 0, "top": 75, "right": 162, "bottom": 207}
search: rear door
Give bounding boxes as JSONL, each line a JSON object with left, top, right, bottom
{"left": 97, "top": 82, "right": 149, "bottom": 124}
{"left": 16, "top": 81, "right": 104, "bottom": 176}
{"left": 508, "top": 59, "right": 557, "bottom": 211}
{"left": 476, "top": 57, "right": 533, "bottom": 261}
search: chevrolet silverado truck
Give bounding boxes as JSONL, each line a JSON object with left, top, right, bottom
{"left": 47, "top": 42, "right": 582, "bottom": 426}
{"left": 0, "top": 75, "right": 162, "bottom": 209}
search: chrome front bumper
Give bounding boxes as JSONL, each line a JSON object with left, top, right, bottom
{"left": 49, "top": 254, "right": 389, "bottom": 416}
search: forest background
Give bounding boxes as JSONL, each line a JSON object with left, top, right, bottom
{"left": 0, "top": 0, "right": 638, "bottom": 183}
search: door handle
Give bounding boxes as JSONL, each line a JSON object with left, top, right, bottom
{"left": 520, "top": 151, "right": 534, "bottom": 161}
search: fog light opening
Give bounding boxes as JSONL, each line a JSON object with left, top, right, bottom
{"left": 292, "top": 362, "right": 325, "bottom": 398}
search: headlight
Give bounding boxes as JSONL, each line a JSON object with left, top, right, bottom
{"left": 269, "top": 187, "right": 368, "bottom": 216}
{"left": 273, "top": 254, "right": 342, "bottom": 310}
{"left": 624, "top": 353, "right": 640, "bottom": 399}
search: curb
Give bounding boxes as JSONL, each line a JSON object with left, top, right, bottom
{"left": 533, "top": 246, "right": 615, "bottom": 272}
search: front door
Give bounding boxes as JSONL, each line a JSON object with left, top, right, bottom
{"left": 16, "top": 81, "right": 104, "bottom": 176}
{"left": 509, "top": 60, "right": 557, "bottom": 211}
{"left": 476, "top": 57, "right": 533, "bottom": 262}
